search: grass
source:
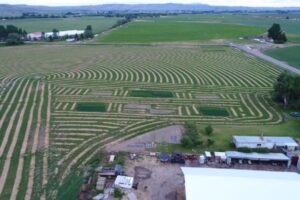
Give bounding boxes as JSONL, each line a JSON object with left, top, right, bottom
{"left": 0, "top": 16, "right": 120, "bottom": 33}
{"left": 100, "top": 18, "right": 265, "bottom": 43}
{"left": 265, "top": 46, "right": 300, "bottom": 69}
{"left": 198, "top": 107, "right": 230, "bottom": 117}
{"left": 129, "top": 90, "right": 174, "bottom": 98}
{"left": 154, "top": 112, "right": 300, "bottom": 154}
{"left": 76, "top": 102, "right": 107, "bottom": 112}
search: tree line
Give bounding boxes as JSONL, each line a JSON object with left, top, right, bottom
{"left": 0, "top": 25, "right": 27, "bottom": 45}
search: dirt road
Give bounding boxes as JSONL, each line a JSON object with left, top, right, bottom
{"left": 231, "top": 44, "right": 300, "bottom": 75}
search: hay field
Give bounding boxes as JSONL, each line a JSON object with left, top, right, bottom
{"left": 0, "top": 44, "right": 289, "bottom": 199}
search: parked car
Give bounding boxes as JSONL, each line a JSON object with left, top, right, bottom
{"left": 290, "top": 112, "right": 300, "bottom": 117}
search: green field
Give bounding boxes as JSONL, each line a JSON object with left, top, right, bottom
{"left": 0, "top": 16, "right": 120, "bottom": 33}
{"left": 76, "top": 102, "right": 107, "bottom": 112}
{"left": 0, "top": 32, "right": 299, "bottom": 199}
{"left": 265, "top": 46, "right": 300, "bottom": 69}
{"left": 129, "top": 90, "right": 173, "bottom": 98}
{"left": 198, "top": 107, "right": 230, "bottom": 117}
{"left": 100, "top": 18, "right": 265, "bottom": 42}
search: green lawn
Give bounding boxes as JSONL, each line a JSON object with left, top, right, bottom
{"left": 100, "top": 18, "right": 265, "bottom": 43}
{"left": 265, "top": 46, "right": 300, "bottom": 69}
{"left": 0, "top": 16, "right": 120, "bottom": 33}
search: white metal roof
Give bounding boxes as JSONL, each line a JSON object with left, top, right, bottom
{"left": 214, "top": 152, "right": 226, "bottom": 159}
{"left": 181, "top": 167, "right": 300, "bottom": 200}
{"left": 114, "top": 175, "right": 134, "bottom": 189}
{"left": 226, "top": 151, "right": 289, "bottom": 161}
{"left": 233, "top": 136, "right": 298, "bottom": 146}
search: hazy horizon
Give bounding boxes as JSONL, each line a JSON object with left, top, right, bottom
{"left": 2, "top": 0, "right": 300, "bottom": 7}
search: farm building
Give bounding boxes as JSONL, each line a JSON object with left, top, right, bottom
{"left": 27, "top": 32, "right": 43, "bottom": 40}
{"left": 45, "top": 30, "right": 84, "bottom": 38}
{"left": 181, "top": 167, "right": 300, "bottom": 200}
{"left": 225, "top": 151, "right": 291, "bottom": 167}
{"left": 233, "top": 135, "right": 298, "bottom": 151}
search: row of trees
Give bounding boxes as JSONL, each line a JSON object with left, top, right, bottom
{"left": 0, "top": 25, "right": 27, "bottom": 45}
{"left": 273, "top": 71, "right": 300, "bottom": 109}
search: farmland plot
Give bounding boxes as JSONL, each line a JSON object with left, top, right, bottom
{"left": 0, "top": 44, "right": 284, "bottom": 199}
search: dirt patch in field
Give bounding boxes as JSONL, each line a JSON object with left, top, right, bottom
{"left": 123, "top": 157, "right": 185, "bottom": 200}
{"left": 107, "top": 125, "right": 185, "bottom": 152}
{"left": 124, "top": 104, "right": 151, "bottom": 110}
{"left": 150, "top": 108, "right": 176, "bottom": 115}
{"left": 90, "top": 90, "right": 113, "bottom": 96}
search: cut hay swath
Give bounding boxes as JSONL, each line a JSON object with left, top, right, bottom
{"left": 0, "top": 44, "right": 284, "bottom": 199}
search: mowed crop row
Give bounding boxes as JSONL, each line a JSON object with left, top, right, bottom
{"left": 0, "top": 44, "right": 283, "bottom": 199}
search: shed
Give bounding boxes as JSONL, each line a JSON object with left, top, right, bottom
{"left": 214, "top": 152, "right": 226, "bottom": 162}
{"left": 233, "top": 136, "right": 298, "bottom": 151}
{"left": 225, "top": 151, "right": 291, "bottom": 167}
{"left": 114, "top": 175, "right": 134, "bottom": 189}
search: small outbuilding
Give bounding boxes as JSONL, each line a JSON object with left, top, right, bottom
{"left": 114, "top": 175, "right": 134, "bottom": 189}
{"left": 233, "top": 135, "right": 298, "bottom": 151}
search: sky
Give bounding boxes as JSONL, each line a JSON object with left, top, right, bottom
{"left": 3, "top": 0, "right": 300, "bottom": 7}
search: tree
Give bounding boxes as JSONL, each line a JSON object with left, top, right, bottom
{"left": 5, "top": 33, "right": 23, "bottom": 46}
{"left": 268, "top": 24, "right": 287, "bottom": 44}
{"left": 273, "top": 71, "right": 300, "bottom": 108}
{"left": 204, "top": 125, "right": 213, "bottom": 136}
{"left": 84, "top": 25, "right": 94, "bottom": 39}
{"left": 180, "top": 122, "right": 202, "bottom": 148}
{"left": 52, "top": 28, "right": 59, "bottom": 39}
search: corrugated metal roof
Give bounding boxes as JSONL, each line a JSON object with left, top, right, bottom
{"left": 225, "top": 151, "right": 290, "bottom": 161}
{"left": 233, "top": 136, "right": 298, "bottom": 146}
{"left": 181, "top": 167, "right": 300, "bottom": 200}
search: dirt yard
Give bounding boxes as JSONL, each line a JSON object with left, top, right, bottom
{"left": 122, "top": 156, "right": 185, "bottom": 200}
{"left": 107, "top": 125, "right": 185, "bottom": 152}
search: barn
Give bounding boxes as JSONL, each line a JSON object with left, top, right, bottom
{"left": 181, "top": 167, "right": 300, "bottom": 200}
{"left": 233, "top": 135, "right": 298, "bottom": 151}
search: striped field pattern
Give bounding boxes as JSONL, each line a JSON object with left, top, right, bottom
{"left": 0, "top": 44, "right": 283, "bottom": 199}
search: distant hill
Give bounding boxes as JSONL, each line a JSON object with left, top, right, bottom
{"left": 1, "top": 3, "right": 300, "bottom": 16}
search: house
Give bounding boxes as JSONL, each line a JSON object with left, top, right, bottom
{"left": 27, "top": 32, "right": 43, "bottom": 40}
{"left": 233, "top": 135, "right": 298, "bottom": 151}
{"left": 225, "top": 151, "right": 291, "bottom": 167}
{"left": 114, "top": 175, "right": 134, "bottom": 189}
{"left": 181, "top": 167, "right": 300, "bottom": 200}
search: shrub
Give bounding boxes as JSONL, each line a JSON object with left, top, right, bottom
{"left": 113, "top": 188, "right": 124, "bottom": 198}
{"left": 180, "top": 136, "right": 191, "bottom": 147}
{"left": 205, "top": 125, "right": 213, "bottom": 135}
{"left": 207, "top": 138, "right": 215, "bottom": 146}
